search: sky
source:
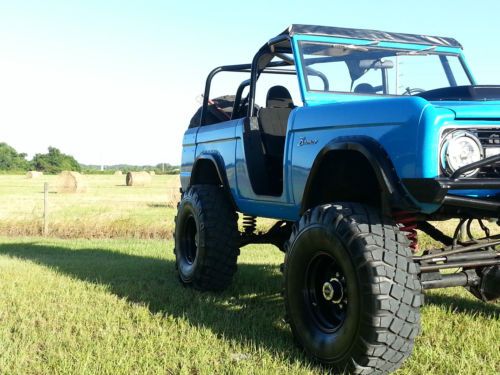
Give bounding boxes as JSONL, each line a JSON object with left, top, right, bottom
{"left": 1, "top": 1, "right": 500, "bottom": 166}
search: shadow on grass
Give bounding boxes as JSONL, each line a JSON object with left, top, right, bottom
{"left": 0, "top": 242, "right": 311, "bottom": 367}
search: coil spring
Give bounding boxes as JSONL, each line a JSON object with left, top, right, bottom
{"left": 242, "top": 215, "right": 257, "bottom": 235}
{"left": 393, "top": 211, "right": 418, "bottom": 253}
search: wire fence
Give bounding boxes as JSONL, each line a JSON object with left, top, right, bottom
{"left": 0, "top": 175, "right": 181, "bottom": 239}
{"left": 2, "top": 176, "right": 499, "bottom": 248}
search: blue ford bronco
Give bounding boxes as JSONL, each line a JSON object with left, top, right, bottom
{"left": 175, "top": 25, "right": 500, "bottom": 374}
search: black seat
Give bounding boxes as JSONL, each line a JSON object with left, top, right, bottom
{"left": 258, "top": 86, "right": 294, "bottom": 159}
{"left": 243, "top": 86, "right": 294, "bottom": 196}
{"left": 255, "top": 86, "right": 294, "bottom": 195}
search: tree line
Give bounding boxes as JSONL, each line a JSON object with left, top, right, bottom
{"left": 0, "top": 143, "right": 80, "bottom": 173}
{"left": 0, "top": 142, "right": 179, "bottom": 174}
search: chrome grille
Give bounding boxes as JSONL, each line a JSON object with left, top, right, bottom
{"left": 475, "top": 128, "right": 500, "bottom": 147}
{"left": 473, "top": 128, "right": 500, "bottom": 177}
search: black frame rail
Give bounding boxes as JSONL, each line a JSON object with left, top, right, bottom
{"left": 413, "top": 235, "right": 500, "bottom": 289}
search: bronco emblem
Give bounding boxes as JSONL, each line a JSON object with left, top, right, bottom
{"left": 298, "top": 137, "right": 318, "bottom": 146}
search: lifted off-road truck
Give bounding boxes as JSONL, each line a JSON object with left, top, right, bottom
{"left": 174, "top": 25, "right": 500, "bottom": 374}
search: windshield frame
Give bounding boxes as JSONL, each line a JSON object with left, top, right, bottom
{"left": 291, "top": 34, "right": 475, "bottom": 103}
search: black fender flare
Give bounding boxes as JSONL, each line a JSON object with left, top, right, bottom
{"left": 189, "top": 152, "right": 238, "bottom": 210}
{"left": 301, "top": 136, "right": 416, "bottom": 215}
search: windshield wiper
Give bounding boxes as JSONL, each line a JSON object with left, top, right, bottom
{"left": 398, "top": 46, "right": 437, "bottom": 56}
{"left": 329, "top": 43, "right": 378, "bottom": 52}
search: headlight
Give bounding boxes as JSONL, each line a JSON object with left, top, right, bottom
{"left": 440, "top": 130, "right": 483, "bottom": 176}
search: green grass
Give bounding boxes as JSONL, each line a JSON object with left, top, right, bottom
{"left": 0, "top": 237, "right": 498, "bottom": 374}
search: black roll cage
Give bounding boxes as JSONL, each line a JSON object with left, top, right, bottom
{"left": 199, "top": 62, "right": 291, "bottom": 125}
{"left": 199, "top": 38, "right": 329, "bottom": 125}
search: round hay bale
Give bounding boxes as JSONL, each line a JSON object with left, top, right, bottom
{"left": 126, "top": 171, "right": 152, "bottom": 186}
{"left": 57, "top": 171, "right": 87, "bottom": 193}
{"left": 114, "top": 170, "right": 123, "bottom": 176}
{"left": 26, "top": 171, "right": 43, "bottom": 179}
{"left": 149, "top": 170, "right": 155, "bottom": 176}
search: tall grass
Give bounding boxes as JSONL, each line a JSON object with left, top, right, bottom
{"left": 1, "top": 174, "right": 499, "bottom": 246}
{"left": 0, "top": 174, "right": 180, "bottom": 239}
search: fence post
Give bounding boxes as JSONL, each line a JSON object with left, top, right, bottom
{"left": 43, "top": 182, "right": 49, "bottom": 236}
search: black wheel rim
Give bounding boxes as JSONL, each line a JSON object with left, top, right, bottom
{"left": 304, "top": 252, "right": 347, "bottom": 333}
{"left": 182, "top": 215, "right": 198, "bottom": 265}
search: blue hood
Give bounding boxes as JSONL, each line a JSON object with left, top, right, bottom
{"left": 434, "top": 101, "right": 500, "bottom": 119}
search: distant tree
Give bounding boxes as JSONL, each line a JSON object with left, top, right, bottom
{"left": 0, "top": 142, "right": 30, "bottom": 171}
{"left": 32, "top": 146, "right": 81, "bottom": 173}
{"left": 156, "top": 162, "right": 172, "bottom": 169}
{"left": 155, "top": 162, "right": 179, "bottom": 174}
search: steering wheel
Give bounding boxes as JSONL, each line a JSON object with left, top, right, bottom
{"left": 402, "top": 87, "right": 426, "bottom": 96}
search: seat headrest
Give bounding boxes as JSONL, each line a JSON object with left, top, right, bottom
{"left": 354, "top": 83, "right": 375, "bottom": 94}
{"left": 266, "top": 85, "right": 294, "bottom": 109}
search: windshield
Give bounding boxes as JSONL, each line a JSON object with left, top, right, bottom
{"left": 298, "top": 41, "right": 472, "bottom": 96}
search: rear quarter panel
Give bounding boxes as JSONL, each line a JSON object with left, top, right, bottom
{"left": 188, "top": 120, "right": 239, "bottom": 194}
{"left": 180, "top": 128, "right": 197, "bottom": 191}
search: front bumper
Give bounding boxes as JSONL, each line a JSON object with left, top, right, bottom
{"left": 403, "top": 154, "right": 500, "bottom": 215}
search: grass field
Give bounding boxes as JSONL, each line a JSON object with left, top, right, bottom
{"left": 0, "top": 174, "right": 497, "bottom": 245}
{"left": 0, "top": 237, "right": 498, "bottom": 374}
{"left": 0, "top": 174, "right": 499, "bottom": 373}
{"left": 0, "top": 174, "right": 180, "bottom": 239}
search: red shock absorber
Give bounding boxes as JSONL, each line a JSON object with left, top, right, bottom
{"left": 393, "top": 211, "right": 418, "bottom": 253}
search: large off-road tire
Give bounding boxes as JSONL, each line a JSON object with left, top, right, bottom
{"left": 174, "top": 184, "right": 240, "bottom": 291}
{"left": 284, "top": 203, "right": 422, "bottom": 374}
